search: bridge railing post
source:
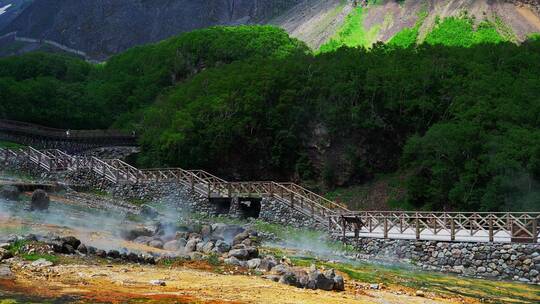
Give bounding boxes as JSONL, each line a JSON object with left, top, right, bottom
{"left": 489, "top": 215, "right": 494, "bottom": 243}
{"left": 531, "top": 218, "right": 538, "bottom": 243}
{"left": 451, "top": 217, "right": 456, "bottom": 241}
{"left": 415, "top": 214, "right": 420, "bottom": 240}
{"left": 383, "top": 216, "right": 388, "bottom": 239}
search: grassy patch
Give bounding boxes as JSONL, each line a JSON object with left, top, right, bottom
{"left": 389, "top": 8, "right": 428, "bottom": 48}
{"left": 425, "top": 16, "right": 505, "bottom": 47}
{"left": 319, "top": 5, "right": 380, "bottom": 52}
{"left": 292, "top": 258, "right": 540, "bottom": 303}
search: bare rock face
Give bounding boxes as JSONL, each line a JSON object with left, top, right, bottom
{"left": 0, "top": 0, "right": 304, "bottom": 60}
{"left": 30, "top": 189, "right": 49, "bottom": 211}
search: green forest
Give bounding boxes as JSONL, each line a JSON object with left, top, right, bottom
{"left": 1, "top": 23, "right": 539, "bottom": 212}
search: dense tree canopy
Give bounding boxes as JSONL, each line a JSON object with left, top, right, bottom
{"left": 1, "top": 22, "right": 539, "bottom": 212}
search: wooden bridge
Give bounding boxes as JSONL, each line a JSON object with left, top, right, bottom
{"left": 0, "top": 119, "right": 137, "bottom": 152}
{"left": 1, "top": 146, "right": 539, "bottom": 244}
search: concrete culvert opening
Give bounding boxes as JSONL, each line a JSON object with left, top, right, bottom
{"left": 210, "top": 198, "right": 232, "bottom": 215}
{"left": 238, "top": 198, "right": 261, "bottom": 219}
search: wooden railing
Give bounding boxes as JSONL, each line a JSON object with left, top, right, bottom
{"left": 0, "top": 119, "right": 134, "bottom": 140}
{"left": 331, "top": 211, "right": 540, "bottom": 243}
{"left": 3, "top": 146, "right": 539, "bottom": 243}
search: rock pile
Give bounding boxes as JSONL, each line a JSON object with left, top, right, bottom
{"left": 264, "top": 264, "right": 345, "bottom": 291}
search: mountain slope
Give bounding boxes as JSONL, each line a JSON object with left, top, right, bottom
{"left": 0, "top": 0, "right": 539, "bottom": 60}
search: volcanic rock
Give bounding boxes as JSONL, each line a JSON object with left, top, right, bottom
{"left": 213, "top": 240, "right": 231, "bottom": 254}
{"left": 30, "top": 189, "right": 50, "bottom": 211}
{"left": 211, "top": 224, "right": 244, "bottom": 242}
{"left": 229, "top": 249, "right": 250, "bottom": 260}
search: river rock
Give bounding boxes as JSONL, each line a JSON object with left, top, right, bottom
{"left": 30, "top": 189, "right": 50, "bottom": 211}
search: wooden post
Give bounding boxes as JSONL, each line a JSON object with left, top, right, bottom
{"left": 269, "top": 183, "right": 274, "bottom": 197}
{"left": 190, "top": 175, "right": 194, "bottom": 192}
{"left": 489, "top": 216, "right": 494, "bottom": 243}
{"left": 415, "top": 214, "right": 420, "bottom": 240}
{"left": 383, "top": 216, "right": 388, "bottom": 239}
{"left": 451, "top": 217, "right": 456, "bottom": 242}
{"left": 342, "top": 216, "right": 346, "bottom": 240}
{"left": 532, "top": 218, "right": 538, "bottom": 243}
{"left": 290, "top": 193, "right": 294, "bottom": 207}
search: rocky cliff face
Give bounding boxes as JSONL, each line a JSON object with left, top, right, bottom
{"left": 0, "top": 0, "right": 303, "bottom": 59}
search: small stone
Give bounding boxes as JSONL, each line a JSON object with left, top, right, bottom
{"left": 31, "top": 258, "right": 53, "bottom": 267}
{"left": 149, "top": 280, "right": 166, "bottom": 286}
{"left": 416, "top": 290, "right": 425, "bottom": 297}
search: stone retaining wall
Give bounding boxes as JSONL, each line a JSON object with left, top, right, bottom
{"left": 343, "top": 238, "right": 540, "bottom": 284}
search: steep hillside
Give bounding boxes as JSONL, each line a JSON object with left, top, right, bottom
{"left": 1, "top": 1, "right": 539, "bottom": 60}
{"left": 0, "top": 0, "right": 304, "bottom": 60}
{"left": 319, "top": 0, "right": 540, "bottom": 51}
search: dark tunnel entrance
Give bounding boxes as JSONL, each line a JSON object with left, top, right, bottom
{"left": 209, "top": 198, "right": 232, "bottom": 215}
{"left": 238, "top": 198, "right": 261, "bottom": 219}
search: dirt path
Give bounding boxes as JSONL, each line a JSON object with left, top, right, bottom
{"left": 3, "top": 263, "right": 461, "bottom": 304}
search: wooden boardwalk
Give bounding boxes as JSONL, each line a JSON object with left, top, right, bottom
{"left": 1, "top": 146, "right": 539, "bottom": 244}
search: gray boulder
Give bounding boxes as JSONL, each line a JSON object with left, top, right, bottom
{"left": 148, "top": 239, "right": 164, "bottom": 249}
{"left": 258, "top": 256, "right": 277, "bottom": 272}
{"left": 0, "top": 264, "right": 12, "bottom": 279}
{"left": 232, "top": 231, "right": 250, "bottom": 245}
{"left": 140, "top": 204, "right": 159, "bottom": 219}
{"left": 279, "top": 272, "right": 300, "bottom": 287}
{"left": 308, "top": 269, "right": 335, "bottom": 291}
{"left": 213, "top": 240, "right": 231, "bottom": 254}
{"left": 133, "top": 236, "right": 153, "bottom": 245}
{"left": 211, "top": 224, "right": 244, "bottom": 242}
{"left": 272, "top": 264, "right": 291, "bottom": 275}
{"left": 333, "top": 275, "right": 345, "bottom": 291}
{"left": 163, "top": 240, "right": 185, "bottom": 251}
{"left": 202, "top": 241, "right": 215, "bottom": 254}
{"left": 30, "top": 189, "right": 49, "bottom": 211}
{"left": 185, "top": 239, "right": 199, "bottom": 253}
{"left": 0, "top": 185, "right": 20, "bottom": 200}
{"left": 229, "top": 248, "right": 250, "bottom": 260}
{"left": 247, "top": 258, "right": 261, "bottom": 269}
{"left": 0, "top": 248, "right": 13, "bottom": 261}
{"left": 224, "top": 256, "right": 246, "bottom": 267}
